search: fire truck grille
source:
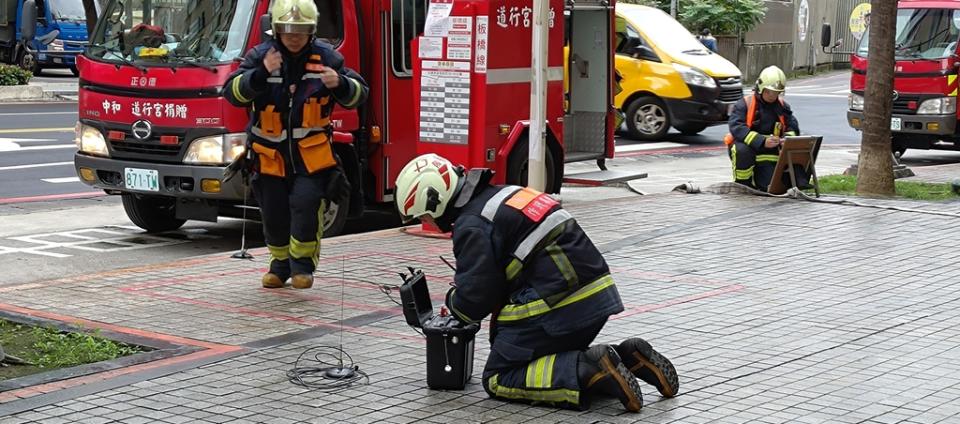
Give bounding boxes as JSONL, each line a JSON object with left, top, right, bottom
{"left": 717, "top": 77, "right": 743, "bottom": 103}
{"left": 892, "top": 94, "right": 921, "bottom": 115}
{"left": 110, "top": 141, "right": 181, "bottom": 156}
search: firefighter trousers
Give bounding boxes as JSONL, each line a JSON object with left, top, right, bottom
{"left": 251, "top": 172, "right": 328, "bottom": 278}
{"left": 729, "top": 141, "right": 779, "bottom": 190}
{"left": 481, "top": 318, "right": 607, "bottom": 410}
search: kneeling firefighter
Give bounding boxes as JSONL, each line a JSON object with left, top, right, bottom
{"left": 224, "top": 0, "right": 369, "bottom": 289}
{"left": 394, "top": 154, "right": 680, "bottom": 411}
{"left": 725, "top": 65, "right": 808, "bottom": 191}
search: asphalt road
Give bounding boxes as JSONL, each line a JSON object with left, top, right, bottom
{"left": 0, "top": 70, "right": 957, "bottom": 287}
{"left": 0, "top": 102, "right": 87, "bottom": 201}
{"left": 30, "top": 67, "right": 77, "bottom": 83}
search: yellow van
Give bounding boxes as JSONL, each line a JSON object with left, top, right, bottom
{"left": 615, "top": 4, "right": 743, "bottom": 140}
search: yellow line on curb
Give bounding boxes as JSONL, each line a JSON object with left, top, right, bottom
{"left": 0, "top": 127, "right": 75, "bottom": 134}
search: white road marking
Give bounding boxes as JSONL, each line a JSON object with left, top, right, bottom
{"left": 41, "top": 177, "right": 80, "bottom": 183}
{"left": 616, "top": 142, "right": 688, "bottom": 152}
{"left": 0, "top": 141, "right": 76, "bottom": 152}
{"left": 785, "top": 93, "right": 849, "bottom": 99}
{"left": 0, "top": 111, "right": 76, "bottom": 116}
{"left": 0, "top": 228, "right": 188, "bottom": 258}
{"left": 0, "top": 161, "right": 73, "bottom": 171}
{"left": 0, "top": 137, "right": 57, "bottom": 143}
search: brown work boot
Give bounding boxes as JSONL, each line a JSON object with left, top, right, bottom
{"left": 291, "top": 274, "right": 314, "bottom": 289}
{"left": 578, "top": 344, "right": 644, "bottom": 412}
{"left": 261, "top": 273, "right": 286, "bottom": 289}
{"left": 615, "top": 338, "right": 679, "bottom": 398}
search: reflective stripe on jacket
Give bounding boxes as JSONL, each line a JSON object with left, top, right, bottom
{"left": 447, "top": 185, "right": 624, "bottom": 336}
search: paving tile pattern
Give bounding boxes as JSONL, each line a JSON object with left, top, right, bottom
{"left": 3, "top": 192, "right": 960, "bottom": 423}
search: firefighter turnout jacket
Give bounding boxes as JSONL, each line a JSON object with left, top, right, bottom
{"left": 444, "top": 183, "right": 624, "bottom": 408}
{"left": 446, "top": 184, "right": 624, "bottom": 336}
{"left": 726, "top": 94, "right": 801, "bottom": 187}
{"left": 224, "top": 39, "right": 368, "bottom": 177}
{"left": 727, "top": 94, "right": 800, "bottom": 148}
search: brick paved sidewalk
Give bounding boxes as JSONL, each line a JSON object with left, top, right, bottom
{"left": 2, "top": 190, "right": 960, "bottom": 423}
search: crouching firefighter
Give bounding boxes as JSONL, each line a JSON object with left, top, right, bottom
{"left": 394, "top": 154, "right": 680, "bottom": 412}
{"left": 724, "top": 65, "right": 808, "bottom": 191}
{"left": 224, "top": 0, "right": 368, "bottom": 289}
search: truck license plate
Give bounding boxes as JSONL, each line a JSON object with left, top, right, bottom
{"left": 124, "top": 168, "right": 159, "bottom": 192}
{"left": 890, "top": 117, "right": 902, "bottom": 131}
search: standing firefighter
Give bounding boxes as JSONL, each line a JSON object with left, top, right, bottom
{"left": 395, "top": 154, "right": 679, "bottom": 412}
{"left": 224, "top": 0, "right": 368, "bottom": 289}
{"left": 725, "top": 66, "right": 805, "bottom": 191}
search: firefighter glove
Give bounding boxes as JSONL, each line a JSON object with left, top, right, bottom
{"left": 223, "top": 147, "right": 253, "bottom": 183}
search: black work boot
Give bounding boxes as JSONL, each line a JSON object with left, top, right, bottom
{"left": 615, "top": 338, "right": 679, "bottom": 398}
{"left": 578, "top": 344, "right": 644, "bottom": 412}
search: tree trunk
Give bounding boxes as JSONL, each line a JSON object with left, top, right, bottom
{"left": 82, "top": 0, "right": 98, "bottom": 38}
{"left": 856, "top": 0, "right": 896, "bottom": 196}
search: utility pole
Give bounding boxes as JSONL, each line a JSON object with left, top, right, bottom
{"left": 671, "top": 0, "right": 677, "bottom": 18}
{"left": 528, "top": 0, "right": 548, "bottom": 191}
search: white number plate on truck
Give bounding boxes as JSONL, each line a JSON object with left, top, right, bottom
{"left": 890, "top": 118, "right": 902, "bottom": 131}
{"left": 124, "top": 168, "right": 159, "bottom": 192}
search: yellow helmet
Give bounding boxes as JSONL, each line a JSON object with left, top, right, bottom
{"left": 394, "top": 154, "right": 462, "bottom": 223}
{"left": 271, "top": 0, "right": 317, "bottom": 35}
{"left": 755, "top": 65, "right": 786, "bottom": 93}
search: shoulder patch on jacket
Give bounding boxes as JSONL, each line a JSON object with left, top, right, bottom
{"left": 505, "top": 188, "right": 558, "bottom": 223}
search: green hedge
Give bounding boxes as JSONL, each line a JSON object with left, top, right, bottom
{"left": 0, "top": 64, "right": 33, "bottom": 86}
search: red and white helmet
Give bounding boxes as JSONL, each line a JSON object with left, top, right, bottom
{"left": 395, "top": 154, "right": 462, "bottom": 222}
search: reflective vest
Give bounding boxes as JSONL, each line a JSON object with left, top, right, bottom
{"left": 225, "top": 40, "right": 366, "bottom": 177}
{"left": 724, "top": 95, "right": 787, "bottom": 146}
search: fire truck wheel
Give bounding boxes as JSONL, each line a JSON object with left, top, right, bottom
{"left": 322, "top": 199, "right": 348, "bottom": 238}
{"left": 121, "top": 194, "right": 186, "bottom": 233}
{"left": 891, "top": 137, "right": 908, "bottom": 158}
{"left": 625, "top": 96, "right": 670, "bottom": 141}
{"left": 507, "top": 136, "right": 559, "bottom": 193}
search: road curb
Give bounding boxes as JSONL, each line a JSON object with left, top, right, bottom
{"left": 0, "top": 85, "right": 43, "bottom": 101}
{"left": 0, "top": 85, "right": 77, "bottom": 102}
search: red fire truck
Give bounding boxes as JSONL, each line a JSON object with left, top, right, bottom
{"left": 828, "top": 1, "right": 960, "bottom": 157}
{"left": 73, "top": 0, "right": 618, "bottom": 236}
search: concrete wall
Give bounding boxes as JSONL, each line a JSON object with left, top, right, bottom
{"left": 714, "top": 0, "right": 852, "bottom": 82}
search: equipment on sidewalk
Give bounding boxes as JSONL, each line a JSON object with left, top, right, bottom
{"left": 766, "top": 135, "right": 822, "bottom": 196}
{"left": 399, "top": 267, "right": 479, "bottom": 390}
{"left": 286, "top": 257, "right": 369, "bottom": 391}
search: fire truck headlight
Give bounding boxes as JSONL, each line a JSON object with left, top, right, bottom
{"left": 184, "top": 133, "right": 247, "bottom": 165}
{"left": 917, "top": 97, "right": 957, "bottom": 115}
{"left": 672, "top": 63, "right": 716, "bottom": 89}
{"left": 848, "top": 93, "right": 864, "bottom": 111}
{"left": 76, "top": 123, "right": 109, "bottom": 157}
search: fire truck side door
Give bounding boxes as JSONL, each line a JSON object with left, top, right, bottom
{"left": 564, "top": 2, "right": 613, "bottom": 162}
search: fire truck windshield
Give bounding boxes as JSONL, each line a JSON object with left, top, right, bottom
{"left": 88, "top": 0, "right": 256, "bottom": 65}
{"left": 858, "top": 8, "right": 960, "bottom": 60}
